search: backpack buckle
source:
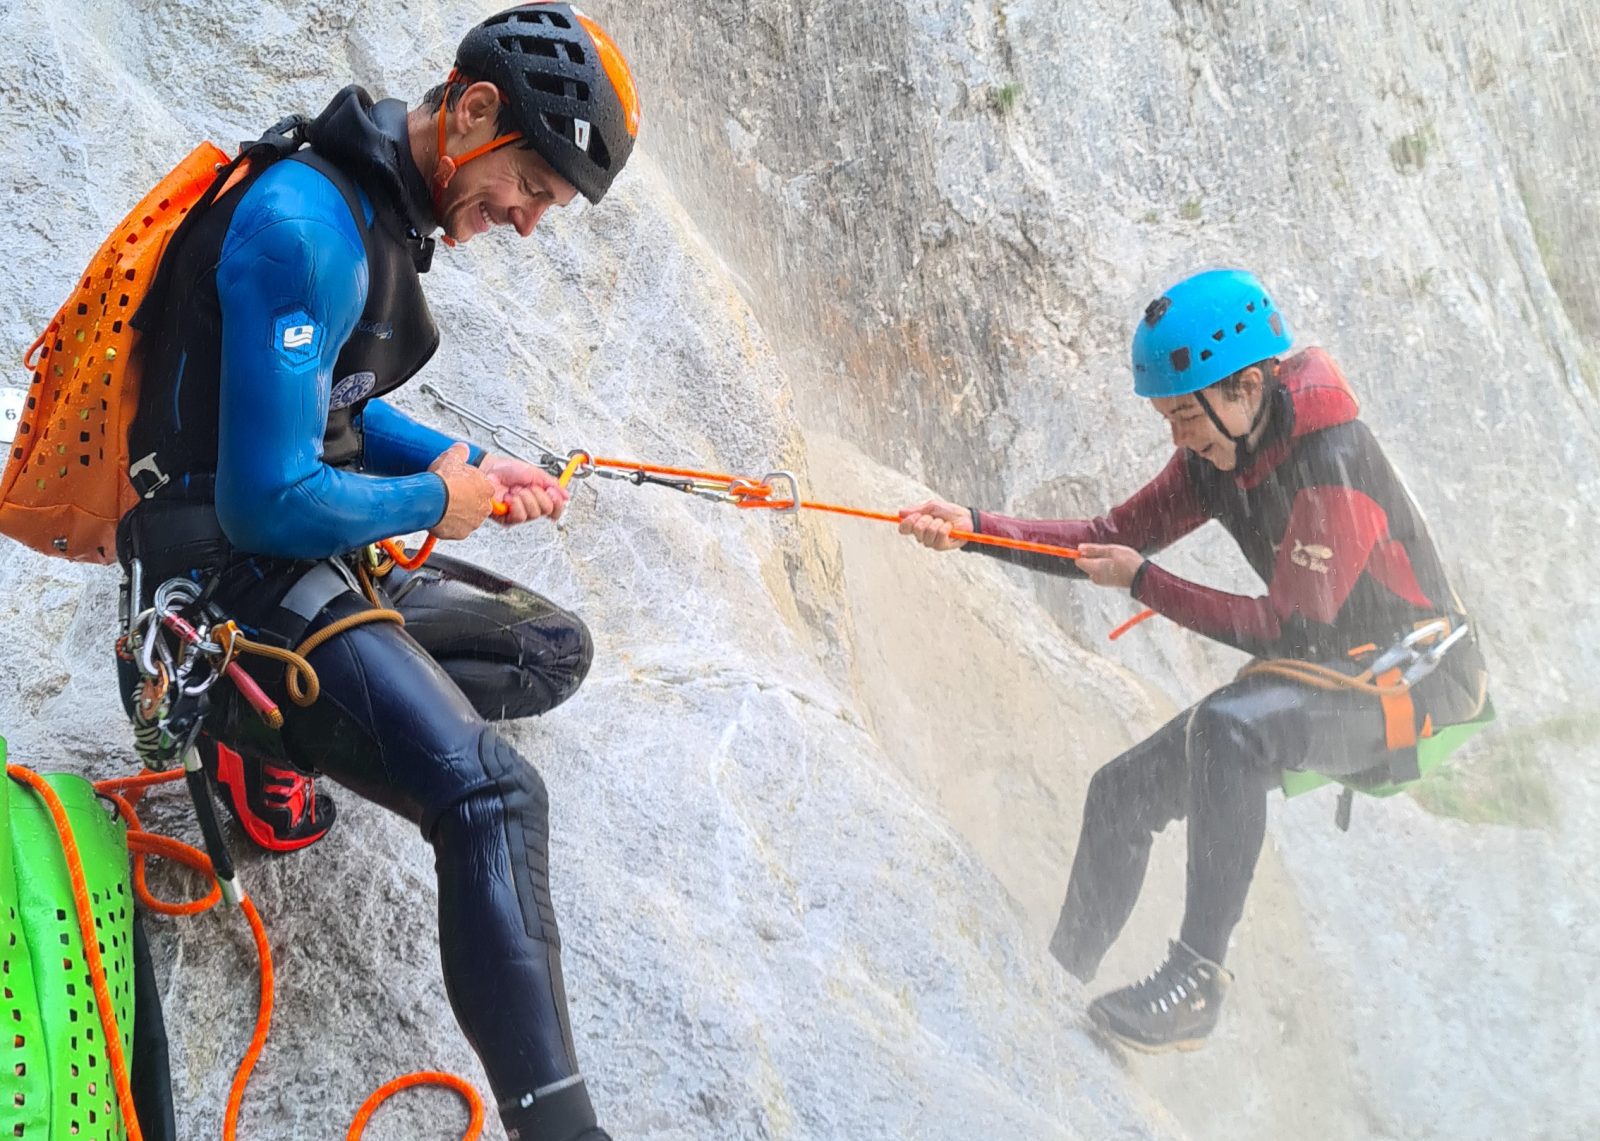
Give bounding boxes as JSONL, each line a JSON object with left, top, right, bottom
{"left": 129, "top": 452, "right": 171, "bottom": 499}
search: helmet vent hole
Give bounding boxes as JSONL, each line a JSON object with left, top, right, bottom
{"left": 508, "top": 34, "right": 562, "bottom": 59}
{"left": 1170, "top": 347, "right": 1192, "bottom": 372}
{"left": 526, "top": 70, "right": 587, "bottom": 101}
{"left": 1235, "top": 322, "right": 1246, "bottom": 333}
{"left": 1246, "top": 301, "right": 1256, "bottom": 312}
{"left": 499, "top": 9, "right": 570, "bottom": 30}
{"left": 1200, "top": 349, "right": 1213, "bottom": 362}
{"left": 1211, "top": 329, "right": 1225, "bottom": 341}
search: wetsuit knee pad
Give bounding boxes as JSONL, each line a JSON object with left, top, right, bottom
{"left": 427, "top": 726, "right": 557, "bottom": 944}
{"left": 513, "top": 609, "right": 592, "bottom": 717}
{"left": 1185, "top": 697, "right": 1263, "bottom": 770}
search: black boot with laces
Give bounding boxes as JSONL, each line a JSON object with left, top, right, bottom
{"left": 1088, "top": 939, "right": 1232, "bottom": 1053}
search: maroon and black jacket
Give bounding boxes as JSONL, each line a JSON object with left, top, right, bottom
{"left": 972, "top": 349, "right": 1477, "bottom": 669}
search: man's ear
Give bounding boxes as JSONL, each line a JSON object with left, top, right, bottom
{"left": 455, "top": 81, "right": 503, "bottom": 132}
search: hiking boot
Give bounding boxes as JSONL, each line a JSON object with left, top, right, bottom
{"left": 200, "top": 735, "right": 337, "bottom": 853}
{"left": 1088, "top": 939, "right": 1232, "bottom": 1054}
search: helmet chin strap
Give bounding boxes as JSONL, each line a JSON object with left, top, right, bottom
{"left": 431, "top": 70, "right": 524, "bottom": 247}
{"left": 1192, "top": 362, "right": 1279, "bottom": 467}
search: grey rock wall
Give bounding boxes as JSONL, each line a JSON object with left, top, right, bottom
{"left": 3, "top": 1, "right": 1597, "bottom": 1139}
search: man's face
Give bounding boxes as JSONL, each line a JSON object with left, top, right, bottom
{"left": 438, "top": 142, "right": 580, "bottom": 245}
{"left": 1150, "top": 373, "right": 1261, "bottom": 471}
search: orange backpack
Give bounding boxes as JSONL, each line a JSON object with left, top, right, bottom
{"left": 0, "top": 142, "right": 229, "bottom": 563}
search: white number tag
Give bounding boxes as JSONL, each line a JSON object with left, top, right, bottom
{"left": 0, "top": 387, "right": 25, "bottom": 447}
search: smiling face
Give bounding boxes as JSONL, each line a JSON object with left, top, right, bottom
{"left": 1150, "top": 366, "right": 1266, "bottom": 471}
{"left": 423, "top": 81, "right": 581, "bottom": 245}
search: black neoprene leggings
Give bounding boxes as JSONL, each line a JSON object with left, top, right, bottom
{"left": 1049, "top": 667, "right": 1481, "bottom": 977}
{"left": 199, "top": 553, "right": 601, "bottom": 1139}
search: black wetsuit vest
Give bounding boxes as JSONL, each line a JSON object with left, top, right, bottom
{"left": 129, "top": 87, "right": 440, "bottom": 503}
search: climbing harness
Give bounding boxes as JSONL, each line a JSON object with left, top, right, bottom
{"left": 1240, "top": 619, "right": 1493, "bottom": 829}
{"left": 119, "top": 557, "right": 406, "bottom": 748}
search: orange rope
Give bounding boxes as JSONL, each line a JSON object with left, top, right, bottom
{"left": 223, "top": 896, "right": 274, "bottom": 1141}
{"left": 5, "top": 762, "right": 484, "bottom": 1141}
{"left": 585, "top": 454, "right": 757, "bottom": 484}
{"left": 378, "top": 534, "right": 435, "bottom": 570}
{"left": 378, "top": 503, "right": 506, "bottom": 571}
{"left": 1109, "top": 609, "right": 1158, "bottom": 641}
{"left": 347, "top": 1072, "right": 485, "bottom": 1141}
{"left": 738, "top": 496, "right": 1085, "bottom": 560}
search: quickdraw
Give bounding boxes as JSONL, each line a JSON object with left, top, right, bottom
{"left": 417, "top": 382, "right": 1087, "bottom": 564}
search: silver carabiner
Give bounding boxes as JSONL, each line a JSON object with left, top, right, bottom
{"left": 760, "top": 471, "right": 801, "bottom": 514}
{"left": 1400, "top": 623, "right": 1470, "bottom": 687}
{"left": 1369, "top": 619, "right": 1451, "bottom": 677}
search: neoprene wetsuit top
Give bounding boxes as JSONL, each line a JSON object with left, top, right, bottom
{"left": 971, "top": 349, "right": 1482, "bottom": 672}
{"left": 128, "top": 87, "right": 482, "bottom": 561}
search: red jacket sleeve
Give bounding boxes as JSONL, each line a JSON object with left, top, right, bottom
{"left": 974, "top": 450, "right": 1207, "bottom": 553}
{"left": 1133, "top": 486, "right": 1390, "bottom": 655}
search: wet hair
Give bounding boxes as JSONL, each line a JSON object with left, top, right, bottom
{"left": 421, "top": 79, "right": 533, "bottom": 149}
{"left": 1208, "top": 357, "right": 1279, "bottom": 400}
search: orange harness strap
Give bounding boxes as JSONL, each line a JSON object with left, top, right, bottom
{"left": 1376, "top": 667, "right": 1419, "bottom": 751}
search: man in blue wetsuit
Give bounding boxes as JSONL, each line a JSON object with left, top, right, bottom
{"left": 116, "top": 6, "right": 639, "bottom": 1138}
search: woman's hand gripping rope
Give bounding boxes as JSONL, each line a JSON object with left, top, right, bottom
{"left": 415, "top": 382, "right": 1165, "bottom": 636}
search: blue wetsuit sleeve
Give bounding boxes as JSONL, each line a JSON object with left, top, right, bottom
{"left": 360, "top": 398, "right": 485, "bottom": 475}
{"left": 214, "top": 169, "right": 447, "bottom": 557}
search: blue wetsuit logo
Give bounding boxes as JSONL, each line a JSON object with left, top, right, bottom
{"left": 273, "top": 309, "right": 323, "bottom": 367}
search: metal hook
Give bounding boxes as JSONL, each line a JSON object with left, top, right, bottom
{"left": 760, "top": 470, "right": 802, "bottom": 514}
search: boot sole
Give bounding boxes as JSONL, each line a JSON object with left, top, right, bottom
{"left": 1088, "top": 1007, "right": 1212, "bottom": 1055}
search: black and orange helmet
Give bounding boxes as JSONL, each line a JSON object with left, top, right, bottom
{"left": 454, "top": 3, "right": 641, "bottom": 203}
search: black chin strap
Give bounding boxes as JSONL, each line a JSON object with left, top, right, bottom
{"left": 1193, "top": 363, "right": 1279, "bottom": 467}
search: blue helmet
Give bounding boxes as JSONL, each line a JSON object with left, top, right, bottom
{"left": 1130, "top": 269, "right": 1292, "bottom": 398}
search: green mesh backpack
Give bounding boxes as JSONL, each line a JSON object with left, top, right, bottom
{"left": 3, "top": 739, "right": 139, "bottom": 1141}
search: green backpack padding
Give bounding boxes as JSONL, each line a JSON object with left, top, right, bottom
{"left": 1281, "top": 698, "right": 1497, "bottom": 799}
{"left": 2, "top": 737, "right": 137, "bottom": 1141}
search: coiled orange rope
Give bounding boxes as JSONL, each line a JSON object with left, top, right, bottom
{"left": 5, "top": 763, "right": 483, "bottom": 1141}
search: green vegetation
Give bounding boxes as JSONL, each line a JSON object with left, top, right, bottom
{"left": 1389, "top": 125, "right": 1437, "bottom": 174}
{"left": 1179, "top": 199, "right": 1203, "bottom": 221}
{"left": 1407, "top": 710, "right": 1595, "bottom": 829}
{"left": 990, "top": 83, "right": 1022, "bottom": 115}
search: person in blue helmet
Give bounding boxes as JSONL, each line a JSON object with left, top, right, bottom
{"left": 899, "top": 269, "right": 1488, "bottom": 1052}
{"left": 116, "top": 6, "right": 641, "bottom": 1137}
